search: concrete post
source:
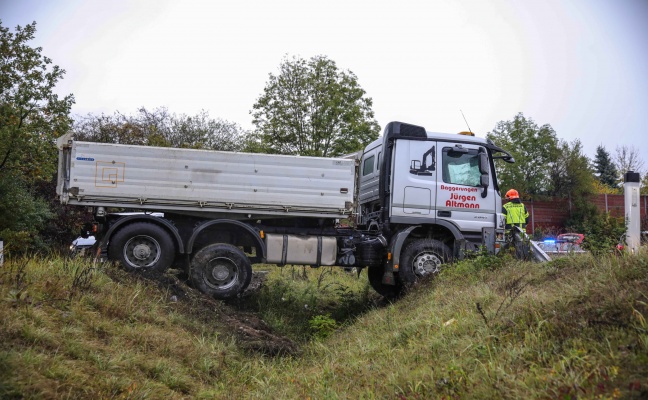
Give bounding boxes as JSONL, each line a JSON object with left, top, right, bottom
{"left": 0, "top": 239, "right": 3, "bottom": 266}
{"left": 624, "top": 171, "right": 641, "bottom": 254}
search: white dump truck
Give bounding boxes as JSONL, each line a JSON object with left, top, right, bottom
{"left": 57, "top": 121, "right": 516, "bottom": 298}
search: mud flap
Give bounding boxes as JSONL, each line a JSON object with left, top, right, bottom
{"left": 382, "top": 270, "right": 395, "bottom": 285}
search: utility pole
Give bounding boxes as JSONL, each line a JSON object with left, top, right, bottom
{"left": 624, "top": 171, "right": 641, "bottom": 254}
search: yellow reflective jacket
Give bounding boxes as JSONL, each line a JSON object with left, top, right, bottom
{"left": 503, "top": 201, "right": 529, "bottom": 227}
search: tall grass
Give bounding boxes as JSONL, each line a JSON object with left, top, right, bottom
{"left": 241, "top": 266, "right": 376, "bottom": 341}
{"left": 1, "top": 251, "right": 647, "bottom": 399}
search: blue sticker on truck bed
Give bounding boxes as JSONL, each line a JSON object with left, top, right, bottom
{"left": 76, "top": 157, "right": 95, "bottom": 161}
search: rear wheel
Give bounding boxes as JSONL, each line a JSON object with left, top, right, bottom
{"left": 108, "top": 222, "right": 176, "bottom": 273}
{"left": 190, "top": 243, "right": 252, "bottom": 300}
{"left": 399, "top": 239, "right": 451, "bottom": 286}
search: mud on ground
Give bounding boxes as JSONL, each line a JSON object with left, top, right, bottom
{"left": 127, "top": 269, "right": 300, "bottom": 356}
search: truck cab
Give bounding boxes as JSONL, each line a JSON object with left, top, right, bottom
{"left": 357, "top": 122, "right": 514, "bottom": 295}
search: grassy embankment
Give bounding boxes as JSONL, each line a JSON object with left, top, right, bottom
{"left": 1, "top": 250, "right": 647, "bottom": 399}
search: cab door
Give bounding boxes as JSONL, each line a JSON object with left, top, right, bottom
{"left": 435, "top": 143, "right": 496, "bottom": 232}
{"left": 390, "top": 139, "right": 437, "bottom": 220}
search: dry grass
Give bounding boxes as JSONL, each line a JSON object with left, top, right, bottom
{"left": 1, "top": 250, "right": 647, "bottom": 399}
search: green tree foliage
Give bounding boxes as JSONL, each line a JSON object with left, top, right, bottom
{"left": 251, "top": 55, "right": 380, "bottom": 157}
{"left": 0, "top": 21, "right": 74, "bottom": 182}
{"left": 566, "top": 206, "right": 625, "bottom": 254}
{"left": 556, "top": 140, "right": 622, "bottom": 246}
{"left": 0, "top": 173, "right": 52, "bottom": 252}
{"left": 0, "top": 21, "right": 74, "bottom": 253}
{"left": 593, "top": 145, "right": 618, "bottom": 188}
{"left": 73, "top": 107, "right": 246, "bottom": 151}
{"left": 549, "top": 139, "right": 595, "bottom": 199}
{"left": 487, "top": 113, "right": 559, "bottom": 198}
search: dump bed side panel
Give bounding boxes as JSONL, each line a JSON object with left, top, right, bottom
{"left": 61, "top": 141, "right": 355, "bottom": 219}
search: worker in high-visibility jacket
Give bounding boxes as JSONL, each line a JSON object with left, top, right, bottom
{"left": 502, "top": 189, "right": 529, "bottom": 230}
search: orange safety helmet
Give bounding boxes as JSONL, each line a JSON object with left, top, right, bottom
{"left": 505, "top": 189, "right": 520, "bottom": 200}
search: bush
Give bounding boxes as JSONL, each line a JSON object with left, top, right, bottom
{"left": 0, "top": 173, "right": 53, "bottom": 255}
{"left": 309, "top": 314, "right": 338, "bottom": 339}
{"left": 565, "top": 197, "right": 625, "bottom": 253}
{"left": 246, "top": 267, "right": 373, "bottom": 341}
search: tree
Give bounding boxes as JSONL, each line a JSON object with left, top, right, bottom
{"left": 486, "top": 113, "right": 560, "bottom": 198}
{"left": 614, "top": 145, "right": 645, "bottom": 181}
{"left": 549, "top": 139, "right": 595, "bottom": 199}
{"left": 73, "top": 107, "right": 246, "bottom": 151}
{"left": 592, "top": 180, "right": 620, "bottom": 195}
{"left": 0, "top": 21, "right": 74, "bottom": 182}
{"left": 251, "top": 55, "right": 380, "bottom": 157}
{"left": 0, "top": 21, "right": 74, "bottom": 253}
{"left": 593, "top": 145, "right": 618, "bottom": 188}
{"left": 169, "top": 110, "right": 245, "bottom": 151}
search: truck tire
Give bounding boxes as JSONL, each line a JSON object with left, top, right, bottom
{"left": 108, "top": 222, "right": 176, "bottom": 273}
{"left": 190, "top": 243, "right": 252, "bottom": 300}
{"left": 399, "top": 239, "right": 451, "bottom": 286}
{"left": 368, "top": 266, "right": 403, "bottom": 299}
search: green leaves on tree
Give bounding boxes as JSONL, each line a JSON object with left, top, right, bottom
{"left": 73, "top": 107, "right": 247, "bottom": 151}
{"left": 251, "top": 55, "right": 380, "bottom": 157}
{"left": 487, "top": 113, "right": 560, "bottom": 198}
{"left": 0, "top": 21, "right": 74, "bottom": 183}
{"left": 593, "top": 145, "right": 618, "bottom": 188}
{"left": 0, "top": 21, "right": 74, "bottom": 253}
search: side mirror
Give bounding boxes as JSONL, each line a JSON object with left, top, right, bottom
{"left": 480, "top": 174, "right": 489, "bottom": 187}
{"left": 478, "top": 151, "right": 489, "bottom": 198}
{"left": 479, "top": 152, "right": 489, "bottom": 174}
{"left": 480, "top": 173, "right": 489, "bottom": 198}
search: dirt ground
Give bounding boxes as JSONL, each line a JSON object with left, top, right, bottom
{"left": 138, "top": 269, "right": 300, "bottom": 356}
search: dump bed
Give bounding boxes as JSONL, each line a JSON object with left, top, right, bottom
{"left": 56, "top": 135, "right": 356, "bottom": 219}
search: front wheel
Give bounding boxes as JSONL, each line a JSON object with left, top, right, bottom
{"left": 190, "top": 243, "right": 252, "bottom": 300}
{"left": 399, "top": 239, "right": 451, "bottom": 286}
{"left": 108, "top": 222, "right": 176, "bottom": 273}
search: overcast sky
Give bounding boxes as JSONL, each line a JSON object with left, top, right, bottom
{"left": 2, "top": 0, "right": 647, "bottom": 166}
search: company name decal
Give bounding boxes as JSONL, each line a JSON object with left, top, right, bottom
{"left": 440, "top": 185, "right": 480, "bottom": 209}
{"left": 76, "top": 157, "right": 95, "bottom": 161}
{"left": 440, "top": 185, "right": 478, "bottom": 193}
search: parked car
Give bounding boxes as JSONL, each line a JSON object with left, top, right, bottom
{"left": 536, "top": 233, "right": 586, "bottom": 254}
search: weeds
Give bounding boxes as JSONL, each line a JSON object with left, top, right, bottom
{"left": 1, "top": 250, "right": 648, "bottom": 398}
{"left": 309, "top": 314, "right": 337, "bottom": 339}
{"left": 2, "top": 257, "right": 29, "bottom": 291}
{"left": 243, "top": 266, "right": 375, "bottom": 341}
{"left": 492, "top": 273, "right": 531, "bottom": 319}
{"left": 68, "top": 263, "right": 95, "bottom": 300}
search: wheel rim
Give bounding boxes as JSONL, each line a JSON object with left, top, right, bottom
{"left": 412, "top": 250, "right": 442, "bottom": 277}
{"left": 203, "top": 256, "right": 238, "bottom": 290}
{"left": 123, "top": 235, "right": 161, "bottom": 268}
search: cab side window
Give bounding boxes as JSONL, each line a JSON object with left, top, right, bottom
{"left": 362, "top": 155, "right": 375, "bottom": 177}
{"left": 442, "top": 147, "right": 481, "bottom": 187}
